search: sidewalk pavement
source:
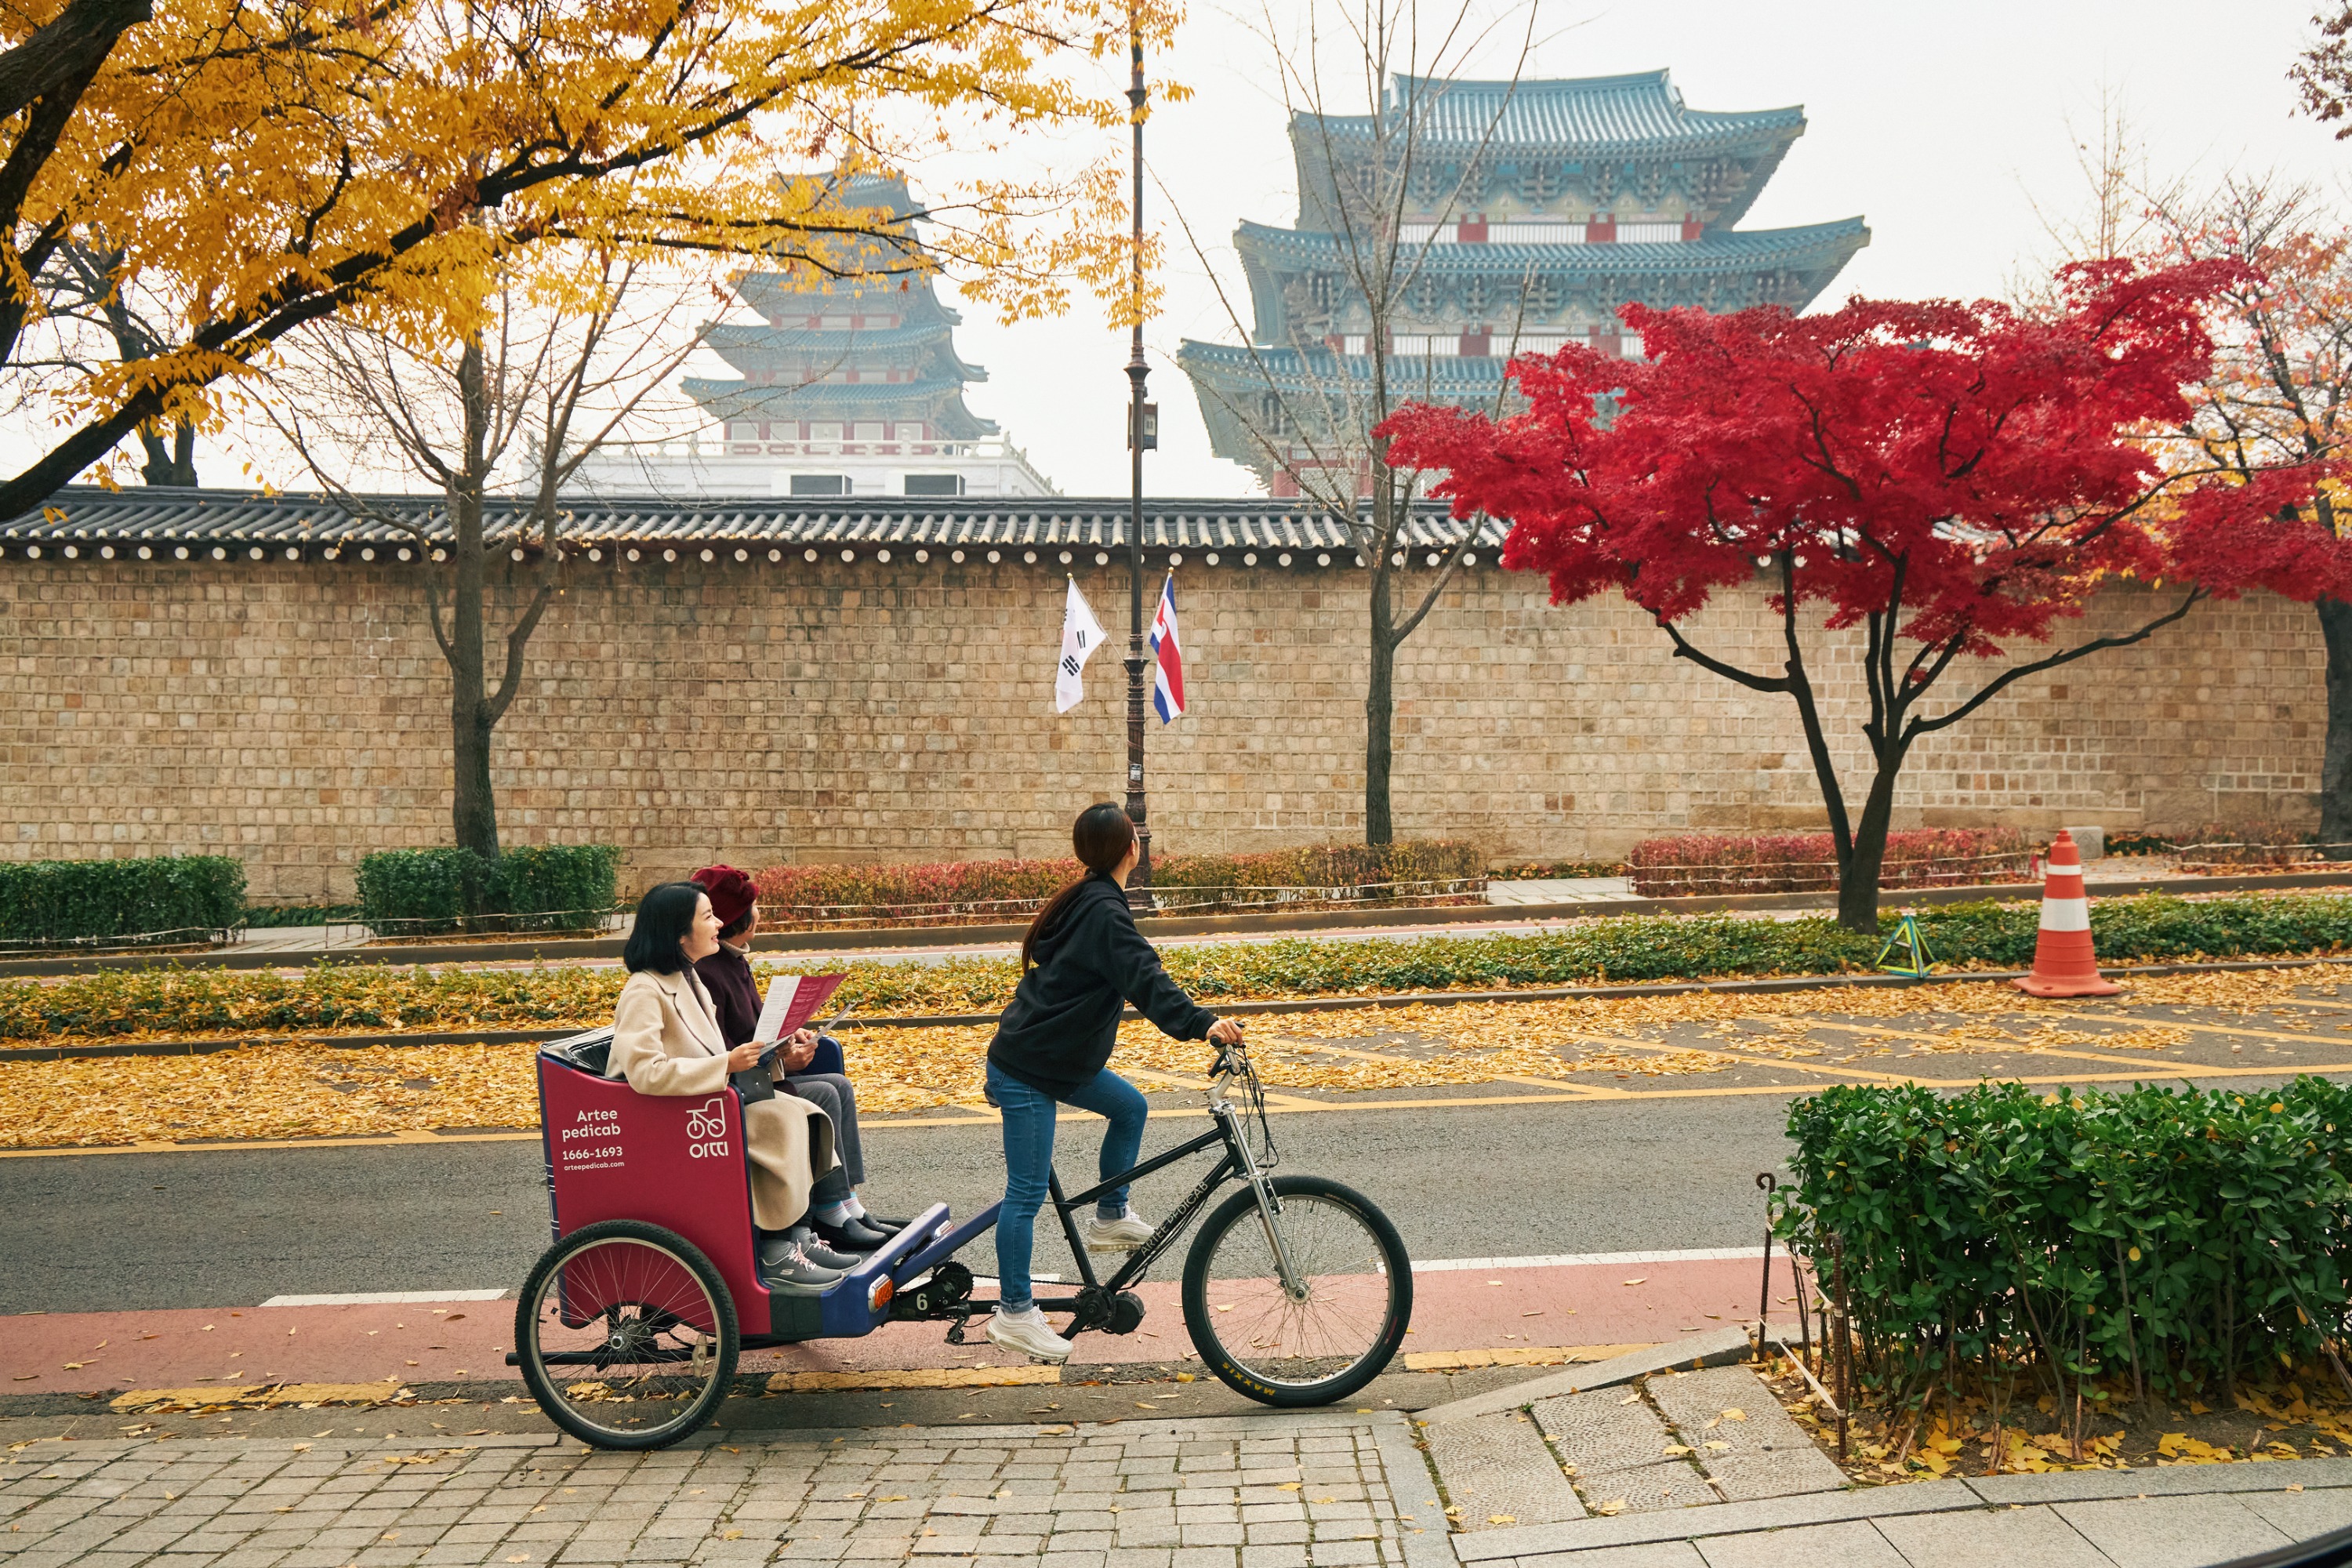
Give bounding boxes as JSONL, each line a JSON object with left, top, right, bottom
{"left": 0, "top": 1410, "right": 1446, "bottom": 1568}
{"left": 4, "top": 1408, "right": 2347, "bottom": 1568}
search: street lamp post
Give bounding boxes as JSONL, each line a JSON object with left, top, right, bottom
{"left": 1122, "top": 13, "right": 1156, "bottom": 911}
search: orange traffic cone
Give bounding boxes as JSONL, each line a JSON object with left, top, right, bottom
{"left": 2012, "top": 829, "right": 2121, "bottom": 997}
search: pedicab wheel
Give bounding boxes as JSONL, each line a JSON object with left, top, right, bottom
{"left": 1181, "top": 1174, "right": 1411, "bottom": 1407}
{"left": 515, "top": 1218, "right": 739, "bottom": 1450}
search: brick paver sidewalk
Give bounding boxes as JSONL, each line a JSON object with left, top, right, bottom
{"left": 0, "top": 1414, "right": 1447, "bottom": 1568}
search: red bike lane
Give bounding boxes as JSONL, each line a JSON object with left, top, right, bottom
{"left": 2, "top": 1251, "right": 1773, "bottom": 1395}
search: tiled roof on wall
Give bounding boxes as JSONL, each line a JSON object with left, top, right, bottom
{"left": 0, "top": 488, "right": 1508, "bottom": 559}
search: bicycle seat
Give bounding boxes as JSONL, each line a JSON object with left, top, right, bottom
{"left": 539, "top": 1026, "right": 615, "bottom": 1076}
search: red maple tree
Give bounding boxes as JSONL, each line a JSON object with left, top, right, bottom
{"left": 1381, "top": 260, "right": 2352, "bottom": 931}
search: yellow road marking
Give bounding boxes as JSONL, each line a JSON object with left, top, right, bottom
{"left": 1559, "top": 1032, "right": 1918, "bottom": 1085}
{"left": 1122, "top": 1065, "right": 1329, "bottom": 1112}
{"left": 2063, "top": 1012, "right": 2352, "bottom": 1051}
{"left": 1264, "top": 1036, "right": 1621, "bottom": 1098}
{"left": 1790, "top": 1018, "right": 2184, "bottom": 1070}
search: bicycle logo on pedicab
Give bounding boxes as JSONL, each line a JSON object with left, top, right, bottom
{"left": 684, "top": 1097, "right": 731, "bottom": 1158}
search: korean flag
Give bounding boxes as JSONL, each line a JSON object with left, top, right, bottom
{"left": 1054, "top": 576, "right": 1107, "bottom": 713}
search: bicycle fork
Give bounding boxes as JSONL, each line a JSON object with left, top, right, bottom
{"left": 1220, "top": 1101, "right": 1308, "bottom": 1301}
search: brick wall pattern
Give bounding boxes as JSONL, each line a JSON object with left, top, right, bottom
{"left": 0, "top": 555, "right": 2322, "bottom": 900}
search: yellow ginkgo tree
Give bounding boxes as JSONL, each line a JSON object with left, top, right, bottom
{"left": 0, "top": 0, "right": 1177, "bottom": 514}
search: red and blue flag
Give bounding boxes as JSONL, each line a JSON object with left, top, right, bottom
{"left": 1148, "top": 572, "right": 1185, "bottom": 723}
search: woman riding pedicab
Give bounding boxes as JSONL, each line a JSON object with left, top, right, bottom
{"left": 687, "top": 863, "right": 897, "bottom": 1270}
{"left": 607, "top": 881, "right": 845, "bottom": 1293}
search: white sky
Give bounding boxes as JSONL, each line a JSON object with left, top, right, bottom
{"left": 957, "top": 0, "right": 2352, "bottom": 496}
{"left": 14, "top": 0, "right": 2351, "bottom": 499}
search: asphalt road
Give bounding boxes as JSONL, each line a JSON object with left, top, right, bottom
{"left": 0, "top": 1094, "right": 1798, "bottom": 1315}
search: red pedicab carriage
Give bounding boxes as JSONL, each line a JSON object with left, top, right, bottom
{"left": 513, "top": 1028, "right": 1411, "bottom": 1449}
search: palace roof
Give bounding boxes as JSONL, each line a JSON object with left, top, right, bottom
{"left": 0, "top": 488, "right": 1504, "bottom": 555}
{"left": 732, "top": 270, "right": 956, "bottom": 324}
{"left": 680, "top": 376, "right": 998, "bottom": 438}
{"left": 1236, "top": 216, "right": 1868, "bottom": 280}
{"left": 701, "top": 321, "right": 985, "bottom": 382}
{"left": 1345, "top": 71, "right": 1806, "bottom": 154}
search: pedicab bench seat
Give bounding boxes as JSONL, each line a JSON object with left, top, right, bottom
{"left": 535, "top": 1028, "right": 948, "bottom": 1345}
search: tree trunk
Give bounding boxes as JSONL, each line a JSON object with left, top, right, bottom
{"left": 1366, "top": 556, "right": 1397, "bottom": 846}
{"left": 1835, "top": 746, "right": 1910, "bottom": 935}
{"left": 1366, "top": 632, "right": 1396, "bottom": 846}
{"left": 138, "top": 420, "right": 194, "bottom": 485}
{"left": 447, "top": 338, "right": 500, "bottom": 869}
{"left": 2318, "top": 597, "right": 2352, "bottom": 855}
{"left": 448, "top": 514, "right": 500, "bottom": 867}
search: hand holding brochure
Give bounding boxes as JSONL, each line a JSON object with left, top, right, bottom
{"left": 752, "top": 972, "right": 845, "bottom": 1047}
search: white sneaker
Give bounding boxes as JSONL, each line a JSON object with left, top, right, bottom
{"left": 1077, "top": 1207, "right": 1156, "bottom": 1250}
{"left": 985, "top": 1305, "right": 1073, "bottom": 1364}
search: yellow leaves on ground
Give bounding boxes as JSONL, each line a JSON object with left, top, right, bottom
{"left": 0, "top": 1043, "right": 544, "bottom": 1148}
{"left": 0, "top": 964, "right": 2343, "bottom": 1147}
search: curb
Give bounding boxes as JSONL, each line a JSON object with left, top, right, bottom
{"left": 10, "top": 867, "right": 2352, "bottom": 977}
{"left": 11, "top": 949, "right": 2352, "bottom": 1062}
{"left": 1414, "top": 1326, "right": 1759, "bottom": 1425}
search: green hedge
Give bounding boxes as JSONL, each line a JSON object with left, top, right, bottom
{"left": 14, "top": 889, "right": 2352, "bottom": 1040}
{"left": 354, "top": 845, "right": 619, "bottom": 936}
{"left": 0, "top": 855, "right": 245, "bottom": 946}
{"left": 1774, "top": 1078, "right": 2352, "bottom": 1400}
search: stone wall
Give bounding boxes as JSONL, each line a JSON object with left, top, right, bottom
{"left": 0, "top": 550, "right": 2324, "bottom": 901}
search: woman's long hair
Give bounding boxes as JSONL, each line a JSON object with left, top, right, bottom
{"left": 1022, "top": 802, "right": 1138, "bottom": 969}
{"left": 624, "top": 881, "right": 707, "bottom": 974}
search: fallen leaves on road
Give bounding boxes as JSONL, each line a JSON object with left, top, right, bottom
{"left": 0, "top": 967, "right": 2344, "bottom": 1146}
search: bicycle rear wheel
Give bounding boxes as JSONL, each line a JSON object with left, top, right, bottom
{"left": 514, "top": 1218, "right": 739, "bottom": 1450}
{"left": 1181, "top": 1174, "right": 1410, "bottom": 1406}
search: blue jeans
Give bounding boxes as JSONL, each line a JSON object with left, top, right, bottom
{"left": 987, "top": 1060, "right": 1148, "bottom": 1312}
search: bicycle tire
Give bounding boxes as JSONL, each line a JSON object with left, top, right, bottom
{"left": 1181, "top": 1174, "right": 1411, "bottom": 1406}
{"left": 514, "top": 1218, "right": 739, "bottom": 1450}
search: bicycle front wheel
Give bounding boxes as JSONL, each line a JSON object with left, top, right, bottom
{"left": 1181, "top": 1174, "right": 1411, "bottom": 1406}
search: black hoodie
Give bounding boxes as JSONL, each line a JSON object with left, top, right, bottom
{"left": 986, "top": 872, "right": 1218, "bottom": 1098}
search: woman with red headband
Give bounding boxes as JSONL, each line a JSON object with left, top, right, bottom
{"left": 689, "top": 865, "right": 894, "bottom": 1269}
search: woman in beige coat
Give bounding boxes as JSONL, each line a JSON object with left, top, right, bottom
{"left": 609, "top": 880, "right": 844, "bottom": 1290}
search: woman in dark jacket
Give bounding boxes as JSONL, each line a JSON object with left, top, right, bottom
{"left": 982, "top": 803, "right": 1243, "bottom": 1363}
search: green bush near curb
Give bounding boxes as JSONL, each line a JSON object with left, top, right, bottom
{"left": 0, "top": 855, "right": 245, "bottom": 946}
{"left": 355, "top": 845, "right": 619, "bottom": 936}
{"left": 1773, "top": 1076, "right": 2352, "bottom": 1398}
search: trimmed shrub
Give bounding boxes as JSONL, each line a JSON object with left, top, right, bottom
{"left": 2172, "top": 822, "right": 2318, "bottom": 869}
{"left": 498, "top": 844, "right": 622, "bottom": 931}
{"left": 355, "top": 845, "right": 619, "bottom": 936}
{"left": 1774, "top": 1078, "right": 2352, "bottom": 1398}
{"left": 753, "top": 857, "right": 1079, "bottom": 924}
{"left": 751, "top": 840, "right": 1486, "bottom": 927}
{"left": 0, "top": 855, "right": 246, "bottom": 946}
{"left": 1490, "top": 860, "right": 1627, "bottom": 880}
{"left": 1628, "top": 827, "right": 2030, "bottom": 897}
{"left": 1152, "top": 841, "right": 1486, "bottom": 909}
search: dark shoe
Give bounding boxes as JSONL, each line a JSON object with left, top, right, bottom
{"left": 859, "top": 1214, "right": 913, "bottom": 1235}
{"left": 815, "top": 1215, "right": 891, "bottom": 1252}
{"left": 759, "top": 1237, "right": 845, "bottom": 1294}
{"left": 788, "top": 1225, "right": 863, "bottom": 1272}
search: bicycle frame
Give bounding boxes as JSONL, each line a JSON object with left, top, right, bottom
{"left": 889, "top": 1073, "right": 1302, "bottom": 1331}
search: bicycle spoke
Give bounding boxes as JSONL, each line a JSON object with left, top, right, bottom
{"left": 1192, "top": 1192, "right": 1399, "bottom": 1388}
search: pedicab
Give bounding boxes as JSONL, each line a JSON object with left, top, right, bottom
{"left": 510, "top": 1028, "right": 1413, "bottom": 1449}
